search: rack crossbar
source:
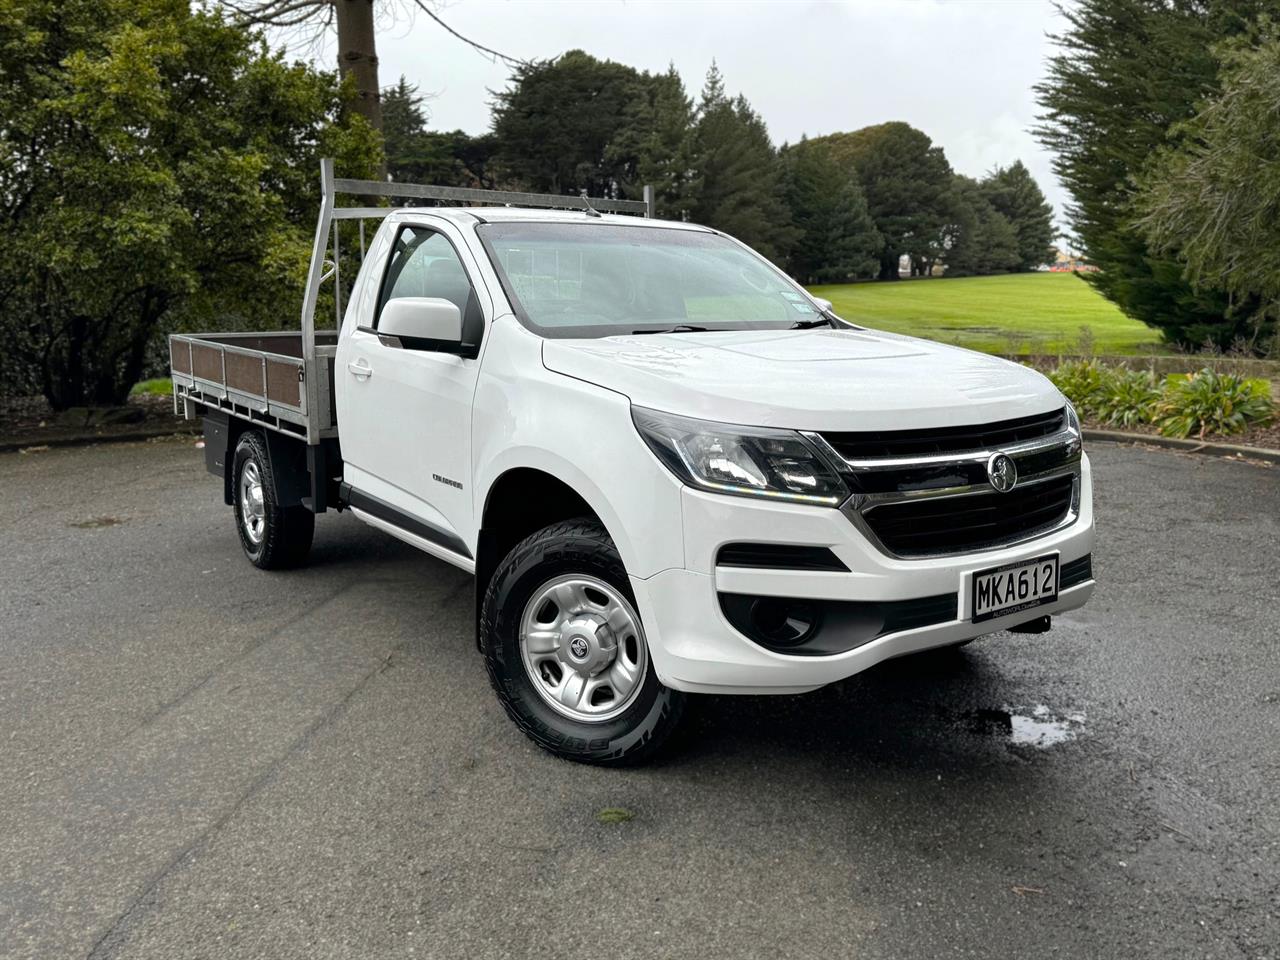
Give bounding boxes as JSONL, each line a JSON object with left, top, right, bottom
{"left": 332, "top": 177, "right": 650, "bottom": 216}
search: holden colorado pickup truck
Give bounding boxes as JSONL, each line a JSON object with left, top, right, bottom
{"left": 170, "top": 160, "right": 1096, "bottom": 765}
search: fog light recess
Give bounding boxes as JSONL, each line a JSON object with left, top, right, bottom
{"left": 749, "top": 597, "right": 821, "bottom": 646}
{"left": 720, "top": 593, "right": 824, "bottom": 650}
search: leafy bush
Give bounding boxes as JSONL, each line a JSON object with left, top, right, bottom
{"left": 1154, "top": 369, "right": 1275, "bottom": 439}
{"left": 1094, "top": 368, "right": 1162, "bottom": 428}
{"left": 1043, "top": 360, "right": 1275, "bottom": 439}
{"left": 1047, "top": 359, "right": 1108, "bottom": 416}
{"left": 0, "top": 2, "right": 380, "bottom": 409}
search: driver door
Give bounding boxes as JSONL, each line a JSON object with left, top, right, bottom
{"left": 336, "top": 220, "right": 490, "bottom": 558}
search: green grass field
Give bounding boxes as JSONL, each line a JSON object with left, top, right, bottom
{"left": 130, "top": 378, "right": 173, "bottom": 397}
{"left": 809, "top": 272, "right": 1163, "bottom": 355}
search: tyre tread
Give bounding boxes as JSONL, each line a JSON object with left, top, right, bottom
{"left": 480, "top": 518, "right": 683, "bottom": 766}
{"left": 233, "top": 431, "right": 314, "bottom": 570}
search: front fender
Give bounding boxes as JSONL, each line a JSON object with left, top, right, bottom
{"left": 471, "top": 326, "right": 685, "bottom": 580}
{"left": 474, "top": 436, "right": 685, "bottom": 581}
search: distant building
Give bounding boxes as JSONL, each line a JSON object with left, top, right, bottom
{"left": 1047, "top": 246, "right": 1099, "bottom": 273}
{"left": 898, "top": 253, "right": 946, "bottom": 277}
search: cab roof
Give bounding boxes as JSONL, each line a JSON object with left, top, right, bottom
{"left": 383, "top": 206, "right": 713, "bottom": 232}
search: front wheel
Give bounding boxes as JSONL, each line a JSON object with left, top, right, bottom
{"left": 481, "top": 519, "right": 684, "bottom": 765}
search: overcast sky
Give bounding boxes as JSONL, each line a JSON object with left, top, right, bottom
{"left": 292, "top": 0, "right": 1073, "bottom": 233}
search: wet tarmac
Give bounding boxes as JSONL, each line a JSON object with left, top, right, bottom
{"left": 1, "top": 438, "right": 1277, "bottom": 959}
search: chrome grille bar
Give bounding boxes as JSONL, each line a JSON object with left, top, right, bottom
{"left": 810, "top": 412, "right": 1084, "bottom": 559}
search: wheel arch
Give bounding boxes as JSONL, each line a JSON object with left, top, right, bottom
{"left": 474, "top": 464, "right": 627, "bottom": 637}
{"left": 222, "top": 419, "right": 310, "bottom": 509}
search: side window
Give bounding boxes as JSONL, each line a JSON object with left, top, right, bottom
{"left": 375, "top": 226, "right": 483, "bottom": 346}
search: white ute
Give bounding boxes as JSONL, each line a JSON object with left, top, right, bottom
{"left": 171, "top": 162, "right": 1096, "bottom": 764}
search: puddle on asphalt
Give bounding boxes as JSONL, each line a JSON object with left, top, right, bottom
{"left": 965, "top": 704, "right": 1086, "bottom": 748}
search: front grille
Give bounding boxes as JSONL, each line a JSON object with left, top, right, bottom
{"left": 823, "top": 408, "right": 1065, "bottom": 461}
{"left": 861, "top": 474, "right": 1076, "bottom": 557}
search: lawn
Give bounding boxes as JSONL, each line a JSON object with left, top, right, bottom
{"left": 130, "top": 377, "right": 174, "bottom": 397}
{"left": 809, "top": 272, "right": 1164, "bottom": 355}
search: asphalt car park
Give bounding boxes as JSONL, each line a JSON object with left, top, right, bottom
{"left": 1, "top": 438, "right": 1277, "bottom": 959}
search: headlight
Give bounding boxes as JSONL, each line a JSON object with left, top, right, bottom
{"left": 631, "top": 407, "right": 847, "bottom": 506}
{"left": 1064, "top": 401, "right": 1083, "bottom": 450}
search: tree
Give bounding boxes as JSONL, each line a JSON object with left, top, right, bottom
{"left": 816, "top": 122, "right": 955, "bottom": 280}
{"left": 981, "top": 161, "right": 1056, "bottom": 270}
{"left": 491, "top": 51, "right": 703, "bottom": 215}
{"left": 610, "top": 65, "right": 702, "bottom": 220}
{"left": 217, "top": 1, "right": 525, "bottom": 153}
{"left": 381, "top": 76, "right": 495, "bottom": 186}
{"left": 0, "top": 0, "right": 380, "bottom": 408}
{"left": 381, "top": 75, "right": 434, "bottom": 177}
{"left": 1136, "top": 26, "right": 1280, "bottom": 351}
{"left": 778, "top": 139, "right": 882, "bottom": 284}
{"left": 219, "top": 0, "right": 384, "bottom": 137}
{"left": 689, "top": 64, "right": 796, "bottom": 261}
{"left": 1035, "top": 0, "right": 1269, "bottom": 349}
{"left": 491, "top": 50, "right": 652, "bottom": 196}
{"left": 943, "top": 176, "right": 1021, "bottom": 277}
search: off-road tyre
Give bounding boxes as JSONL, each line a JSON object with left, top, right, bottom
{"left": 481, "top": 518, "right": 684, "bottom": 765}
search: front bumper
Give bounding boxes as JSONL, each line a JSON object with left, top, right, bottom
{"left": 630, "top": 454, "right": 1096, "bottom": 694}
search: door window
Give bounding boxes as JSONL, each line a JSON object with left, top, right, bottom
{"left": 376, "top": 226, "right": 483, "bottom": 347}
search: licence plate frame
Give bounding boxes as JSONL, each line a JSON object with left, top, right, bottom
{"left": 971, "top": 553, "right": 1059, "bottom": 623}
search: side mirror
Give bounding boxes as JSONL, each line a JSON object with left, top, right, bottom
{"left": 378, "top": 297, "right": 463, "bottom": 351}
{"left": 813, "top": 297, "right": 833, "bottom": 315}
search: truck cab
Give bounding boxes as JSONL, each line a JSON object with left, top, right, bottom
{"left": 172, "top": 162, "right": 1095, "bottom": 765}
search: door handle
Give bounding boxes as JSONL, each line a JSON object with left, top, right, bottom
{"left": 347, "top": 360, "right": 373, "bottom": 379}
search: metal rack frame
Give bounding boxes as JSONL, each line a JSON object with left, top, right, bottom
{"left": 295, "top": 158, "right": 655, "bottom": 444}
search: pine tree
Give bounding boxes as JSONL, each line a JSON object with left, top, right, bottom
{"left": 608, "top": 65, "right": 701, "bottom": 219}
{"left": 638, "top": 66, "right": 702, "bottom": 220}
{"left": 816, "top": 123, "right": 955, "bottom": 280}
{"left": 981, "top": 161, "right": 1055, "bottom": 270}
{"left": 689, "top": 63, "right": 796, "bottom": 261}
{"left": 945, "top": 176, "right": 1021, "bottom": 277}
{"left": 779, "top": 139, "right": 882, "bottom": 284}
{"left": 381, "top": 77, "right": 437, "bottom": 181}
{"left": 1035, "top": 0, "right": 1269, "bottom": 348}
{"left": 491, "top": 50, "right": 649, "bottom": 196}
{"left": 381, "top": 77, "right": 494, "bottom": 187}
{"left": 1136, "top": 26, "right": 1280, "bottom": 351}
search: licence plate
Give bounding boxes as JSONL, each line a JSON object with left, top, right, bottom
{"left": 971, "top": 554, "right": 1058, "bottom": 623}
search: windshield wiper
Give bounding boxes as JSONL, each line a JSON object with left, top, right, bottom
{"left": 631, "top": 325, "right": 711, "bottom": 335}
{"left": 790, "top": 317, "right": 836, "bottom": 330}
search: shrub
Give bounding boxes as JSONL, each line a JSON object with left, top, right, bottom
{"left": 1094, "top": 368, "right": 1162, "bottom": 428}
{"left": 1154, "top": 369, "right": 1275, "bottom": 439}
{"left": 1047, "top": 359, "right": 1108, "bottom": 417}
{"left": 1042, "top": 360, "right": 1275, "bottom": 439}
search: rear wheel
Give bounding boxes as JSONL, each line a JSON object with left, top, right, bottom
{"left": 232, "top": 431, "right": 314, "bottom": 569}
{"left": 481, "top": 519, "right": 684, "bottom": 765}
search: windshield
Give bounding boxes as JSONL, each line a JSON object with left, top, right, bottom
{"left": 476, "top": 222, "right": 824, "bottom": 338}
